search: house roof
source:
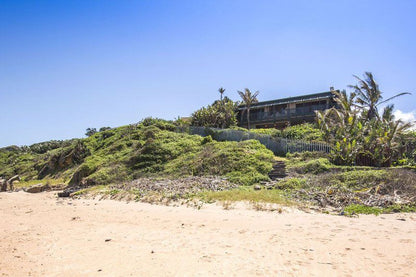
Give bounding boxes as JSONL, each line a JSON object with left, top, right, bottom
{"left": 238, "top": 91, "right": 336, "bottom": 110}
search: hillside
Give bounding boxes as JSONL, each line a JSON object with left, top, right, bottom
{"left": 2, "top": 119, "right": 416, "bottom": 215}
{"left": 0, "top": 119, "right": 274, "bottom": 188}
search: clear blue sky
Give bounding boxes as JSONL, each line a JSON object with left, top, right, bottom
{"left": 1, "top": 0, "right": 415, "bottom": 147}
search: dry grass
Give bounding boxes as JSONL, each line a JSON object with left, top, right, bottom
{"left": 14, "top": 178, "right": 66, "bottom": 189}
{"left": 199, "top": 187, "right": 293, "bottom": 206}
{"left": 221, "top": 200, "right": 234, "bottom": 210}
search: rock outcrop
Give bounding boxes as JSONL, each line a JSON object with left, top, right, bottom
{"left": 25, "top": 183, "right": 51, "bottom": 193}
{"left": 37, "top": 141, "right": 90, "bottom": 179}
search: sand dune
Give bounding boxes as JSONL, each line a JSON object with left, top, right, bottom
{"left": 0, "top": 191, "right": 415, "bottom": 276}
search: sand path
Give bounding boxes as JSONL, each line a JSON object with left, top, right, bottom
{"left": 0, "top": 191, "right": 415, "bottom": 276}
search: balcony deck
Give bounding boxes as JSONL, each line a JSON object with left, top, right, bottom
{"left": 239, "top": 104, "right": 327, "bottom": 124}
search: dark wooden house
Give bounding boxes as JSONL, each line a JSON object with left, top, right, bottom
{"left": 237, "top": 90, "right": 338, "bottom": 129}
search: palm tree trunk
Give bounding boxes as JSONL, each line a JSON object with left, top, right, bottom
{"left": 247, "top": 108, "right": 251, "bottom": 130}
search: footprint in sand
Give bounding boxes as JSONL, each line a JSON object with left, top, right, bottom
{"left": 330, "top": 229, "right": 342, "bottom": 233}
{"left": 399, "top": 239, "right": 414, "bottom": 243}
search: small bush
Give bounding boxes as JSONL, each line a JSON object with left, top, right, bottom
{"left": 281, "top": 123, "right": 324, "bottom": 141}
{"left": 286, "top": 151, "right": 329, "bottom": 161}
{"left": 291, "top": 158, "right": 332, "bottom": 174}
{"left": 275, "top": 178, "right": 307, "bottom": 190}
{"left": 201, "top": 135, "right": 213, "bottom": 144}
{"left": 200, "top": 187, "right": 291, "bottom": 205}
{"left": 344, "top": 204, "right": 383, "bottom": 215}
{"left": 140, "top": 117, "right": 176, "bottom": 131}
{"left": 250, "top": 128, "right": 281, "bottom": 137}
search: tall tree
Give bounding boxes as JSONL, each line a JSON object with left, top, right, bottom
{"left": 349, "top": 72, "right": 410, "bottom": 120}
{"left": 85, "top": 128, "right": 97, "bottom": 137}
{"left": 218, "top": 87, "right": 225, "bottom": 101}
{"left": 238, "top": 88, "right": 259, "bottom": 130}
{"left": 317, "top": 72, "right": 413, "bottom": 166}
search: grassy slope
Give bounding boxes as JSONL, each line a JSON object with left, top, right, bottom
{"left": 2, "top": 121, "right": 415, "bottom": 215}
{"left": 0, "top": 121, "right": 274, "bottom": 187}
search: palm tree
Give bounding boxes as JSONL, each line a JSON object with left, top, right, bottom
{"left": 378, "top": 105, "right": 413, "bottom": 166}
{"left": 218, "top": 87, "right": 225, "bottom": 101}
{"left": 316, "top": 90, "right": 361, "bottom": 165}
{"left": 349, "top": 72, "right": 410, "bottom": 120}
{"left": 238, "top": 88, "right": 259, "bottom": 130}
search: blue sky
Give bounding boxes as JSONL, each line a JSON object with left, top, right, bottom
{"left": 1, "top": 0, "right": 415, "bottom": 147}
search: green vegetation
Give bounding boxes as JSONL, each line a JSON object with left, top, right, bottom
{"left": 280, "top": 123, "right": 324, "bottom": 141}
{"left": 191, "top": 96, "right": 238, "bottom": 128}
{"left": 344, "top": 204, "right": 416, "bottom": 216}
{"left": 164, "top": 139, "right": 274, "bottom": 185}
{"left": 317, "top": 72, "right": 413, "bottom": 166}
{"left": 288, "top": 157, "right": 333, "bottom": 174}
{"left": 274, "top": 177, "right": 307, "bottom": 190}
{"left": 13, "top": 178, "right": 65, "bottom": 189}
{"left": 199, "top": 186, "right": 291, "bottom": 205}
{"left": 343, "top": 204, "right": 384, "bottom": 216}
{"left": 247, "top": 123, "right": 324, "bottom": 142}
{"left": 1, "top": 74, "right": 415, "bottom": 216}
{"left": 249, "top": 128, "right": 280, "bottom": 136}
{"left": 0, "top": 118, "right": 274, "bottom": 187}
{"left": 281, "top": 153, "right": 416, "bottom": 214}
{"left": 285, "top": 152, "right": 335, "bottom": 174}
{"left": 85, "top": 128, "right": 97, "bottom": 137}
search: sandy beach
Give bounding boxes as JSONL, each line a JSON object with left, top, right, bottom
{"left": 0, "top": 191, "right": 415, "bottom": 276}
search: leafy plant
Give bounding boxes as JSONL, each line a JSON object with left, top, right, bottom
{"left": 191, "top": 97, "right": 238, "bottom": 128}
{"left": 85, "top": 128, "right": 97, "bottom": 137}
{"left": 316, "top": 74, "right": 413, "bottom": 166}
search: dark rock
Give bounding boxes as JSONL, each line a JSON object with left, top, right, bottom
{"left": 57, "top": 185, "right": 84, "bottom": 197}
{"left": 38, "top": 141, "right": 89, "bottom": 179}
{"left": 58, "top": 191, "right": 71, "bottom": 197}
{"left": 264, "top": 184, "right": 274, "bottom": 190}
{"left": 25, "top": 184, "right": 51, "bottom": 193}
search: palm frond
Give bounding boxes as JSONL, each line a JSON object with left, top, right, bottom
{"left": 377, "top": 92, "right": 411, "bottom": 106}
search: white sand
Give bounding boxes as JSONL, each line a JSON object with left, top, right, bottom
{"left": 0, "top": 191, "right": 415, "bottom": 276}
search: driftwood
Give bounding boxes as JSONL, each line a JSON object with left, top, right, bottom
{"left": 0, "top": 175, "right": 20, "bottom": 192}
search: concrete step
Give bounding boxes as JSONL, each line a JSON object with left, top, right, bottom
{"left": 268, "top": 160, "right": 287, "bottom": 180}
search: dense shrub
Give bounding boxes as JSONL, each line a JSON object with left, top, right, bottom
{"left": 290, "top": 158, "right": 333, "bottom": 174}
{"left": 191, "top": 97, "right": 238, "bottom": 128}
{"left": 140, "top": 117, "right": 176, "bottom": 131}
{"left": 280, "top": 123, "right": 324, "bottom": 141}
{"left": 249, "top": 128, "right": 281, "bottom": 137}
{"left": 164, "top": 140, "right": 274, "bottom": 185}
{"left": 29, "top": 140, "right": 74, "bottom": 154}
{"left": 275, "top": 178, "right": 307, "bottom": 190}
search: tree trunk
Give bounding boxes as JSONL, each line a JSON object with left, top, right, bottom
{"left": 247, "top": 108, "right": 251, "bottom": 130}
